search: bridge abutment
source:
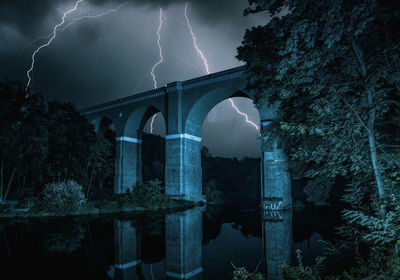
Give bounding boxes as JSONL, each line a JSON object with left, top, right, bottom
{"left": 114, "top": 137, "right": 142, "bottom": 194}
{"left": 165, "top": 134, "right": 203, "bottom": 202}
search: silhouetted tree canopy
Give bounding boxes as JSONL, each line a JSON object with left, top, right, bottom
{"left": 0, "top": 81, "right": 113, "bottom": 201}
{"left": 238, "top": 0, "right": 400, "bottom": 206}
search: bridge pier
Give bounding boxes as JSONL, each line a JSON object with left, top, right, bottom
{"left": 260, "top": 122, "right": 292, "bottom": 210}
{"left": 114, "top": 137, "right": 142, "bottom": 194}
{"left": 165, "top": 134, "right": 203, "bottom": 202}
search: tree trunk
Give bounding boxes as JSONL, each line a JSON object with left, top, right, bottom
{"left": 0, "top": 160, "right": 4, "bottom": 203}
{"left": 350, "top": 36, "right": 386, "bottom": 200}
{"left": 3, "top": 167, "right": 16, "bottom": 202}
{"left": 87, "top": 158, "right": 97, "bottom": 198}
{"left": 367, "top": 91, "right": 385, "bottom": 199}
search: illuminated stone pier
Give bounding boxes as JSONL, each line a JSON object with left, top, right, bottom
{"left": 260, "top": 120, "right": 292, "bottom": 210}
{"left": 114, "top": 136, "right": 142, "bottom": 194}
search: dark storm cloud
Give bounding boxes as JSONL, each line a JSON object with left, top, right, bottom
{"left": 0, "top": 0, "right": 250, "bottom": 38}
{"left": 0, "top": 0, "right": 267, "bottom": 157}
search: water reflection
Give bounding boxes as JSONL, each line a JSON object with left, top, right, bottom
{"left": 108, "top": 208, "right": 291, "bottom": 280}
{"left": 166, "top": 208, "right": 203, "bottom": 279}
{"left": 110, "top": 220, "right": 142, "bottom": 279}
{"left": 262, "top": 210, "right": 292, "bottom": 279}
{"left": 0, "top": 205, "right": 338, "bottom": 279}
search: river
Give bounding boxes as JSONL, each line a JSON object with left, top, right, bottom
{"left": 0, "top": 203, "right": 341, "bottom": 279}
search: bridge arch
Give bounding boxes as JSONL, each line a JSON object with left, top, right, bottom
{"left": 124, "top": 104, "right": 165, "bottom": 138}
{"left": 184, "top": 87, "right": 255, "bottom": 137}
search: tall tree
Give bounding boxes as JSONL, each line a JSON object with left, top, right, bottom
{"left": 237, "top": 0, "right": 400, "bottom": 204}
{"left": 46, "top": 101, "right": 112, "bottom": 192}
{"left": 0, "top": 81, "right": 48, "bottom": 202}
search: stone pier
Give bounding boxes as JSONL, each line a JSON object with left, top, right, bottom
{"left": 165, "top": 134, "right": 202, "bottom": 202}
{"left": 114, "top": 137, "right": 142, "bottom": 194}
{"left": 260, "top": 122, "right": 292, "bottom": 210}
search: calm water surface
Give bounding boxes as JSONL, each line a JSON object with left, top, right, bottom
{"left": 0, "top": 204, "right": 340, "bottom": 279}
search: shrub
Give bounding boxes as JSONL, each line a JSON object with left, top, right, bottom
{"left": 0, "top": 203, "right": 10, "bottom": 214}
{"left": 116, "top": 179, "right": 166, "bottom": 208}
{"left": 41, "top": 180, "right": 87, "bottom": 214}
{"left": 281, "top": 250, "right": 327, "bottom": 280}
{"left": 231, "top": 263, "right": 264, "bottom": 280}
{"left": 16, "top": 195, "right": 39, "bottom": 209}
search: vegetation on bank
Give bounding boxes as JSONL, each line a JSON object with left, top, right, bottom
{"left": 235, "top": 0, "right": 400, "bottom": 278}
{"left": 0, "top": 180, "right": 195, "bottom": 218}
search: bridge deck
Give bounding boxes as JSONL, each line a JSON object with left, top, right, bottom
{"left": 81, "top": 66, "right": 245, "bottom": 115}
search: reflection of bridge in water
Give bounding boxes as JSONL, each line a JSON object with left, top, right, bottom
{"left": 82, "top": 67, "right": 292, "bottom": 211}
{"left": 108, "top": 207, "right": 292, "bottom": 280}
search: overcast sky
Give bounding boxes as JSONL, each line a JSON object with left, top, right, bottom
{"left": 0, "top": 0, "right": 269, "bottom": 158}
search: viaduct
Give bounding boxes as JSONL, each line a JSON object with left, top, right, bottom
{"left": 81, "top": 66, "right": 292, "bottom": 210}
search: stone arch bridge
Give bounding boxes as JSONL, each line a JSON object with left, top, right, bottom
{"left": 81, "top": 66, "right": 292, "bottom": 210}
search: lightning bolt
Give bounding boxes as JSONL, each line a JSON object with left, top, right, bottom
{"left": 184, "top": 3, "right": 258, "bottom": 131}
{"left": 184, "top": 2, "right": 210, "bottom": 74}
{"left": 150, "top": 8, "right": 165, "bottom": 89}
{"left": 150, "top": 114, "right": 156, "bottom": 134}
{"left": 24, "top": 4, "right": 125, "bottom": 50}
{"left": 61, "top": 3, "right": 126, "bottom": 31}
{"left": 229, "top": 99, "right": 259, "bottom": 131}
{"left": 25, "top": 0, "right": 84, "bottom": 93}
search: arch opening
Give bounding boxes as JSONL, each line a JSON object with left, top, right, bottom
{"left": 199, "top": 96, "right": 261, "bottom": 206}
{"left": 140, "top": 110, "right": 166, "bottom": 185}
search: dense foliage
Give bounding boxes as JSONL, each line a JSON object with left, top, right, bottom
{"left": 41, "top": 180, "right": 87, "bottom": 214}
{"left": 237, "top": 0, "right": 400, "bottom": 278}
{"left": 0, "top": 81, "right": 113, "bottom": 202}
{"left": 0, "top": 82, "right": 48, "bottom": 202}
{"left": 238, "top": 0, "right": 400, "bottom": 203}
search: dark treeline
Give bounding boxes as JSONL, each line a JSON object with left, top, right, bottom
{"left": 141, "top": 134, "right": 260, "bottom": 206}
{"left": 201, "top": 147, "right": 260, "bottom": 206}
{"left": 0, "top": 81, "right": 112, "bottom": 202}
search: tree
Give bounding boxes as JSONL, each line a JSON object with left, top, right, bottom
{"left": 0, "top": 81, "right": 48, "bottom": 202}
{"left": 237, "top": 0, "right": 400, "bottom": 205}
{"left": 46, "top": 101, "right": 112, "bottom": 194}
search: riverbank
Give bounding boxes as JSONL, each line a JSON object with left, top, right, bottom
{"left": 0, "top": 198, "right": 198, "bottom": 219}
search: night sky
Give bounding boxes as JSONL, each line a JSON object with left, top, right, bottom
{"left": 0, "top": 0, "right": 270, "bottom": 158}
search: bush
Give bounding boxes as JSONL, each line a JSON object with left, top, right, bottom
{"left": 118, "top": 179, "right": 167, "bottom": 208}
{"left": 281, "top": 250, "right": 326, "bottom": 280}
{"left": 0, "top": 203, "right": 10, "bottom": 214}
{"left": 16, "top": 195, "right": 39, "bottom": 209}
{"left": 41, "top": 180, "right": 87, "bottom": 214}
{"left": 231, "top": 263, "right": 264, "bottom": 280}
